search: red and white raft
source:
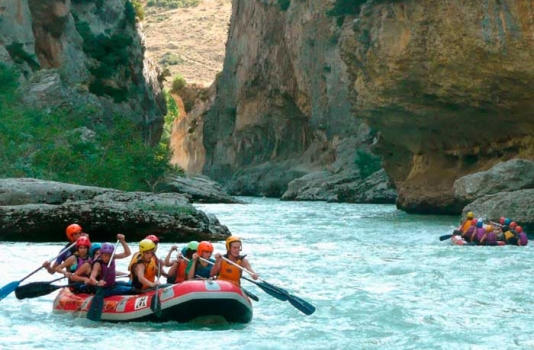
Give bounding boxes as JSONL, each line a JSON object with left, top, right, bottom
{"left": 52, "top": 280, "right": 253, "bottom": 324}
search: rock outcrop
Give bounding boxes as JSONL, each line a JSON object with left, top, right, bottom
{"left": 0, "top": 178, "right": 230, "bottom": 242}
{"left": 0, "top": 0, "right": 166, "bottom": 145}
{"left": 341, "top": 0, "right": 534, "bottom": 213}
{"left": 171, "top": 0, "right": 394, "bottom": 203}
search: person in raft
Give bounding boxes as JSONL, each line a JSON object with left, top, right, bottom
{"left": 461, "top": 218, "right": 478, "bottom": 242}
{"left": 165, "top": 241, "right": 198, "bottom": 284}
{"left": 130, "top": 239, "right": 160, "bottom": 291}
{"left": 88, "top": 234, "right": 133, "bottom": 296}
{"left": 128, "top": 234, "right": 162, "bottom": 276}
{"left": 186, "top": 241, "right": 215, "bottom": 280}
{"left": 211, "top": 236, "right": 259, "bottom": 286}
{"left": 54, "top": 236, "right": 94, "bottom": 293}
{"left": 43, "top": 223, "right": 87, "bottom": 274}
{"left": 454, "top": 212, "right": 474, "bottom": 236}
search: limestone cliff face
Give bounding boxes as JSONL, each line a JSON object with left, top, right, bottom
{"left": 194, "top": 0, "right": 373, "bottom": 198}
{"left": 341, "top": 0, "right": 534, "bottom": 213}
{"left": 0, "top": 0, "right": 165, "bottom": 144}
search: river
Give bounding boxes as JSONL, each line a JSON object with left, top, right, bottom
{"left": 0, "top": 197, "right": 532, "bottom": 349}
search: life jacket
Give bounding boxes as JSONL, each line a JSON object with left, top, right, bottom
{"left": 216, "top": 254, "right": 244, "bottom": 286}
{"left": 171, "top": 260, "right": 188, "bottom": 283}
{"left": 186, "top": 258, "right": 214, "bottom": 279}
{"left": 131, "top": 257, "right": 157, "bottom": 290}
{"left": 518, "top": 232, "right": 528, "bottom": 246}
{"left": 128, "top": 252, "right": 142, "bottom": 272}
{"left": 485, "top": 231, "right": 498, "bottom": 246}
{"left": 504, "top": 230, "right": 518, "bottom": 245}
{"left": 69, "top": 253, "right": 91, "bottom": 274}
{"left": 55, "top": 242, "right": 77, "bottom": 265}
{"left": 460, "top": 220, "right": 472, "bottom": 233}
{"left": 461, "top": 226, "right": 475, "bottom": 240}
{"left": 471, "top": 227, "right": 485, "bottom": 243}
{"left": 93, "top": 258, "right": 116, "bottom": 288}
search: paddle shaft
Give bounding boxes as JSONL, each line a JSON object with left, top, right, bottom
{"left": 24, "top": 241, "right": 77, "bottom": 283}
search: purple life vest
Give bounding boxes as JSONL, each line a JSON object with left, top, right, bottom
{"left": 485, "top": 231, "right": 497, "bottom": 246}
{"left": 94, "top": 259, "right": 116, "bottom": 287}
{"left": 518, "top": 232, "right": 528, "bottom": 246}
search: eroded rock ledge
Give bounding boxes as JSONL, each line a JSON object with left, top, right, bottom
{"left": 0, "top": 178, "right": 231, "bottom": 242}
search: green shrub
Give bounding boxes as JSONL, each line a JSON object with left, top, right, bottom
{"left": 5, "top": 42, "right": 40, "bottom": 71}
{"left": 326, "top": 0, "right": 365, "bottom": 17}
{"left": 171, "top": 74, "right": 187, "bottom": 92}
{"left": 354, "top": 149, "right": 382, "bottom": 179}
{"left": 131, "top": 0, "right": 145, "bottom": 20}
{"left": 278, "top": 0, "right": 291, "bottom": 11}
{"left": 0, "top": 65, "right": 175, "bottom": 191}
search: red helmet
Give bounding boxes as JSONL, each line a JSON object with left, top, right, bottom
{"left": 510, "top": 222, "right": 517, "bottom": 229}
{"left": 66, "top": 224, "right": 82, "bottom": 242}
{"left": 76, "top": 236, "right": 91, "bottom": 248}
{"left": 499, "top": 217, "right": 505, "bottom": 225}
{"left": 516, "top": 226, "right": 523, "bottom": 233}
{"left": 197, "top": 241, "right": 214, "bottom": 256}
{"left": 471, "top": 218, "right": 478, "bottom": 225}
{"left": 145, "top": 235, "right": 160, "bottom": 243}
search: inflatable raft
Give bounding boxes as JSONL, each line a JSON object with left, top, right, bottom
{"left": 451, "top": 235, "right": 505, "bottom": 246}
{"left": 52, "top": 279, "right": 253, "bottom": 323}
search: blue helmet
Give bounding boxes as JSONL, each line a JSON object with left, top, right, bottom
{"left": 476, "top": 220, "right": 483, "bottom": 228}
{"left": 89, "top": 243, "right": 102, "bottom": 258}
{"left": 504, "top": 218, "right": 512, "bottom": 226}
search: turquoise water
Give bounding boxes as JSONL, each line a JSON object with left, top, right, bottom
{"left": 1, "top": 197, "right": 533, "bottom": 349}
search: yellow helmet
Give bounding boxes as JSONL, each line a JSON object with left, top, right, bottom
{"left": 139, "top": 239, "right": 156, "bottom": 253}
{"left": 225, "top": 236, "right": 242, "bottom": 251}
{"left": 467, "top": 212, "right": 474, "bottom": 219}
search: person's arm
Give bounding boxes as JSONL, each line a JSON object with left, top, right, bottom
{"left": 211, "top": 253, "right": 222, "bottom": 277}
{"left": 114, "top": 234, "right": 131, "bottom": 259}
{"left": 89, "top": 262, "right": 102, "bottom": 286}
{"left": 135, "top": 263, "right": 158, "bottom": 288}
{"left": 241, "top": 258, "right": 259, "bottom": 280}
{"left": 71, "top": 263, "right": 91, "bottom": 284}
{"left": 55, "top": 256, "right": 75, "bottom": 277}
{"left": 165, "top": 245, "right": 178, "bottom": 267}
{"left": 187, "top": 254, "right": 199, "bottom": 280}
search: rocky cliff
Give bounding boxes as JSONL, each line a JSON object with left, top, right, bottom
{"left": 342, "top": 0, "right": 534, "bottom": 213}
{"left": 0, "top": 0, "right": 165, "bottom": 144}
{"left": 171, "top": 0, "right": 394, "bottom": 203}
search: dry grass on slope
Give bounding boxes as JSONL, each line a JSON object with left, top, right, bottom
{"left": 143, "top": 0, "right": 232, "bottom": 88}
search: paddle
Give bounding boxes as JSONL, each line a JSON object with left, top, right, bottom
{"left": 0, "top": 241, "right": 77, "bottom": 301}
{"left": 150, "top": 259, "right": 163, "bottom": 317}
{"left": 15, "top": 282, "right": 82, "bottom": 300}
{"left": 87, "top": 240, "right": 120, "bottom": 322}
{"left": 220, "top": 257, "right": 315, "bottom": 315}
{"left": 439, "top": 234, "right": 454, "bottom": 241}
{"left": 190, "top": 256, "right": 259, "bottom": 302}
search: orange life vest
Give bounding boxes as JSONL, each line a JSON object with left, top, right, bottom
{"left": 217, "top": 255, "right": 243, "bottom": 286}
{"left": 172, "top": 260, "right": 188, "bottom": 283}
{"left": 131, "top": 257, "right": 157, "bottom": 290}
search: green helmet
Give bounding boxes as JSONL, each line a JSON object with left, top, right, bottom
{"left": 186, "top": 241, "right": 199, "bottom": 251}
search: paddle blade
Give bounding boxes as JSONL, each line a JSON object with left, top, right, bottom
{"left": 0, "top": 281, "right": 20, "bottom": 301}
{"left": 439, "top": 234, "right": 453, "bottom": 241}
{"left": 87, "top": 290, "right": 105, "bottom": 321}
{"left": 150, "top": 293, "right": 162, "bottom": 317}
{"left": 15, "top": 282, "right": 63, "bottom": 300}
{"left": 255, "top": 281, "right": 288, "bottom": 301}
{"left": 288, "top": 294, "right": 316, "bottom": 315}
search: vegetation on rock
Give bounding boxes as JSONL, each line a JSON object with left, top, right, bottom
{"left": 0, "top": 63, "right": 178, "bottom": 192}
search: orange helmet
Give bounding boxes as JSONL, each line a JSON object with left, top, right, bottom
{"left": 485, "top": 225, "right": 493, "bottom": 232}
{"left": 197, "top": 241, "right": 214, "bottom": 256}
{"left": 66, "top": 224, "right": 82, "bottom": 242}
{"left": 225, "top": 236, "right": 242, "bottom": 251}
{"left": 516, "top": 226, "right": 523, "bottom": 233}
{"left": 76, "top": 236, "right": 91, "bottom": 248}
